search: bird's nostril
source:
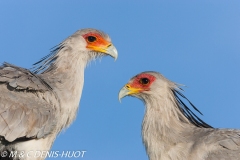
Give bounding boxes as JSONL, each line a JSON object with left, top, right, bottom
{"left": 126, "top": 85, "right": 130, "bottom": 88}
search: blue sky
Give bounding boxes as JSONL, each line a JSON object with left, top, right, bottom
{"left": 0, "top": 1, "right": 240, "bottom": 160}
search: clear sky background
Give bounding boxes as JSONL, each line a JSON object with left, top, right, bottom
{"left": 0, "top": 1, "right": 240, "bottom": 160}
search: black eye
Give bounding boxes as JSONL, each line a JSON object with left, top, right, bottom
{"left": 87, "top": 36, "right": 97, "bottom": 42}
{"left": 140, "top": 78, "right": 149, "bottom": 85}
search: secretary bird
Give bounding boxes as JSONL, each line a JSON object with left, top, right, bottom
{"left": 0, "top": 28, "right": 118, "bottom": 160}
{"left": 119, "top": 71, "right": 240, "bottom": 160}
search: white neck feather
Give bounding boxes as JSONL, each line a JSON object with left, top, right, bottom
{"left": 43, "top": 48, "right": 91, "bottom": 131}
{"left": 142, "top": 90, "right": 194, "bottom": 160}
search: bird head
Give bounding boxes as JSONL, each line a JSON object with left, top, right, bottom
{"left": 70, "top": 28, "right": 118, "bottom": 60}
{"left": 32, "top": 28, "right": 118, "bottom": 73}
{"left": 118, "top": 71, "right": 174, "bottom": 101}
{"left": 119, "top": 71, "right": 212, "bottom": 128}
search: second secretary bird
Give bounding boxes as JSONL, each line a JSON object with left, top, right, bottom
{"left": 119, "top": 71, "right": 240, "bottom": 160}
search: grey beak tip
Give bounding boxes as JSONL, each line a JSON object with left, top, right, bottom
{"left": 118, "top": 86, "right": 129, "bottom": 103}
{"left": 107, "top": 45, "right": 118, "bottom": 61}
{"left": 113, "top": 51, "right": 118, "bottom": 61}
{"left": 118, "top": 96, "right": 122, "bottom": 103}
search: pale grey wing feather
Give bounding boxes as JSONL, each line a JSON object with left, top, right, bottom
{"left": 0, "top": 63, "right": 57, "bottom": 142}
{"left": 205, "top": 129, "right": 240, "bottom": 160}
{"left": 0, "top": 62, "right": 51, "bottom": 91}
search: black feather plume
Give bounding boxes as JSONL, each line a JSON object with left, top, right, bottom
{"left": 172, "top": 89, "right": 213, "bottom": 128}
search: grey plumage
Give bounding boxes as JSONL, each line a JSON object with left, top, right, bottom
{"left": 0, "top": 28, "right": 118, "bottom": 160}
{"left": 119, "top": 71, "right": 240, "bottom": 160}
{"left": 0, "top": 63, "right": 57, "bottom": 143}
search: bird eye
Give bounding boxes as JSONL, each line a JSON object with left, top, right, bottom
{"left": 140, "top": 78, "right": 149, "bottom": 85}
{"left": 87, "top": 36, "right": 97, "bottom": 42}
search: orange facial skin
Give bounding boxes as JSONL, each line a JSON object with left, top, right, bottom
{"left": 127, "top": 73, "right": 156, "bottom": 92}
{"left": 82, "top": 33, "right": 111, "bottom": 52}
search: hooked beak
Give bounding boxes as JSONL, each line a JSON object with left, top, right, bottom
{"left": 87, "top": 43, "right": 118, "bottom": 61}
{"left": 118, "top": 84, "right": 143, "bottom": 102}
{"left": 105, "top": 44, "right": 118, "bottom": 61}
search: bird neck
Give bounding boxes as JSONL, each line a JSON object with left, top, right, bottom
{"left": 142, "top": 93, "right": 194, "bottom": 160}
{"left": 43, "top": 50, "right": 90, "bottom": 129}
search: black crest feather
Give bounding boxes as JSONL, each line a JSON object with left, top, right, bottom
{"left": 172, "top": 89, "right": 213, "bottom": 128}
{"left": 31, "top": 43, "right": 64, "bottom": 74}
